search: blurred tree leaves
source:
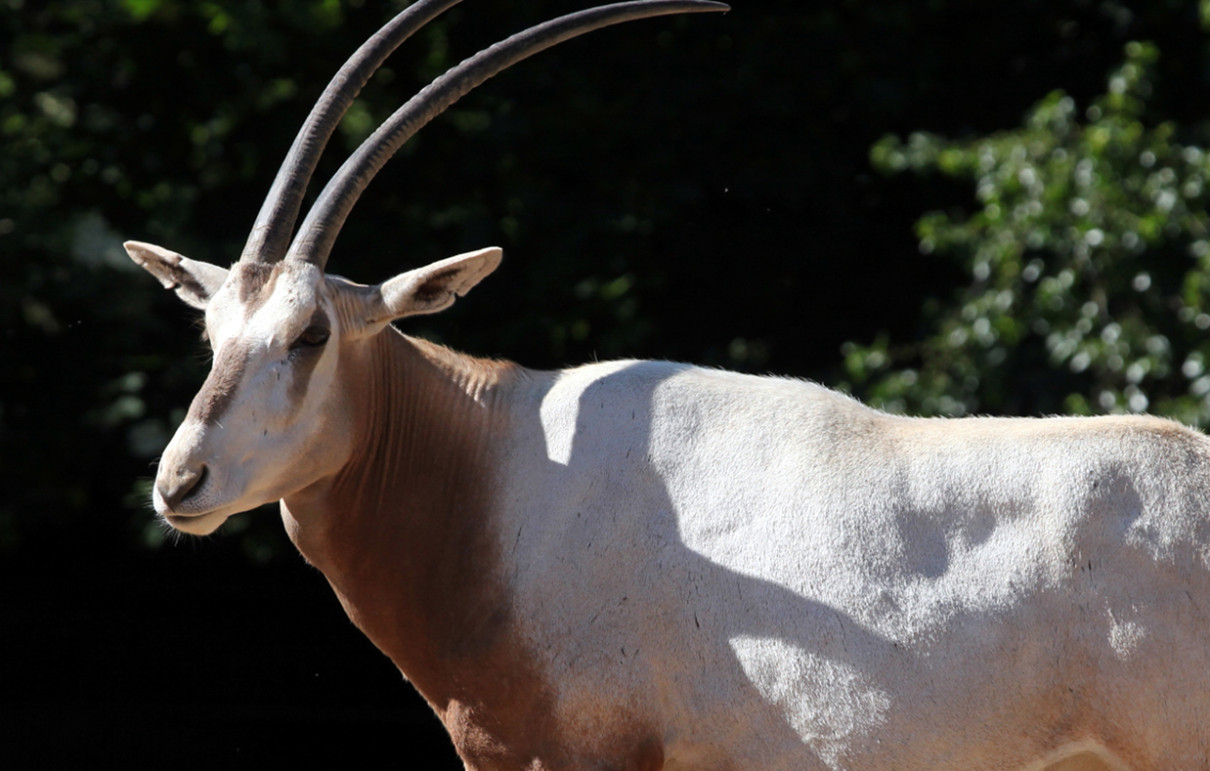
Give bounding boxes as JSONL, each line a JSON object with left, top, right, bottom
{"left": 6, "top": 0, "right": 1210, "bottom": 560}
{"left": 0, "top": 0, "right": 364, "bottom": 555}
{"left": 852, "top": 38, "right": 1210, "bottom": 426}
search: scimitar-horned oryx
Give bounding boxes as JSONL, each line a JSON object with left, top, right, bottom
{"left": 125, "top": 1, "right": 1210, "bottom": 769}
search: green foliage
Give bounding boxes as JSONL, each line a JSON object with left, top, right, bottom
{"left": 6, "top": 1, "right": 1210, "bottom": 560}
{"left": 853, "top": 41, "right": 1210, "bottom": 425}
{"left": 0, "top": 0, "right": 360, "bottom": 555}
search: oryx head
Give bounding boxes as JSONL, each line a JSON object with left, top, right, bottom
{"left": 128, "top": 0, "right": 728, "bottom": 536}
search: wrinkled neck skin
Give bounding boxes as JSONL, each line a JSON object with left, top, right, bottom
{"left": 279, "top": 328, "right": 536, "bottom": 759}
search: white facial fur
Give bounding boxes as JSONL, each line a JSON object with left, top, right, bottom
{"left": 125, "top": 242, "right": 502, "bottom": 535}
{"left": 153, "top": 260, "right": 355, "bottom": 534}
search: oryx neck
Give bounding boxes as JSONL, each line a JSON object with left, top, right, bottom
{"left": 281, "top": 329, "right": 521, "bottom": 703}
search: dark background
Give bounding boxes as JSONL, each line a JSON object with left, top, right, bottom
{"left": 3, "top": 0, "right": 1209, "bottom": 766}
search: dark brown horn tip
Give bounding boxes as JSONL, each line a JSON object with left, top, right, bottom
{"left": 652, "top": 0, "right": 730, "bottom": 11}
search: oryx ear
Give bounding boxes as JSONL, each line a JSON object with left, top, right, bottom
{"left": 124, "top": 240, "right": 229, "bottom": 310}
{"left": 367, "top": 246, "right": 502, "bottom": 326}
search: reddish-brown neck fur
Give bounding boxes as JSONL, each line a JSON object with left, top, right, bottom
{"left": 280, "top": 329, "right": 560, "bottom": 767}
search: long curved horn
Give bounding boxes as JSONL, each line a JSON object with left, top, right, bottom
{"left": 240, "top": 0, "right": 465, "bottom": 265}
{"left": 285, "top": 0, "right": 729, "bottom": 270}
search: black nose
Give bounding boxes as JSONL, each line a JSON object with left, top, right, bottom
{"left": 159, "top": 464, "right": 207, "bottom": 510}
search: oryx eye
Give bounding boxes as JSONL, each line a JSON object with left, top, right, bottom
{"left": 293, "top": 325, "right": 330, "bottom": 350}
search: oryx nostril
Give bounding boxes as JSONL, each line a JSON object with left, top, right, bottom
{"left": 160, "top": 465, "right": 207, "bottom": 510}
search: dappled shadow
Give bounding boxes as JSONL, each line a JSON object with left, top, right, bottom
{"left": 508, "top": 361, "right": 897, "bottom": 765}
{"left": 504, "top": 361, "right": 1210, "bottom": 768}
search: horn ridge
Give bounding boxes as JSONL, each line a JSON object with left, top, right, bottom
{"left": 241, "top": 0, "right": 465, "bottom": 265}
{"left": 286, "top": 0, "right": 730, "bottom": 270}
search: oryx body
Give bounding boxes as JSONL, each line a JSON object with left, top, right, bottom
{"left": 126, "top": 1, "right": 1210, "bottom": 769}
